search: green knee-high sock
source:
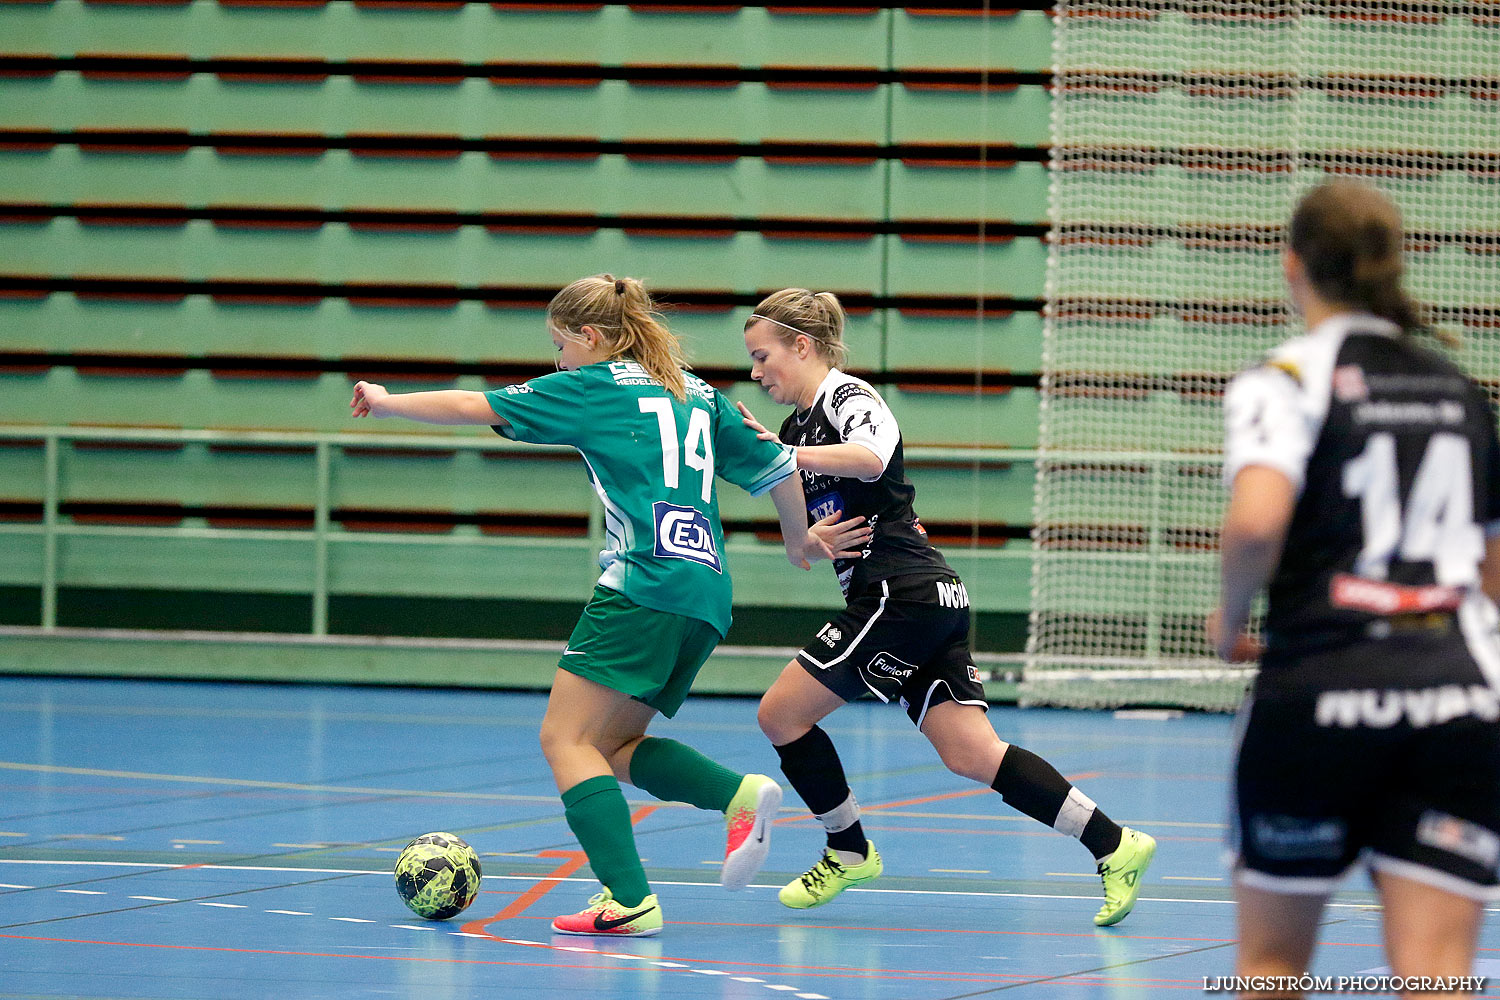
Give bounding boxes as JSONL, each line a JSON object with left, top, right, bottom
{"left": 629, "top": 736, "right": 743, "bottom": 813}
{"left": 561, "top": 775, "right": 651, "bottom": 908}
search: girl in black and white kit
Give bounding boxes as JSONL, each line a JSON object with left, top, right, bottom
{"left": 1210, "top": 180, "right": 1500, "bottom": 994}
{"left": 739, "top": 288, "right": 1155, "bottom": 926}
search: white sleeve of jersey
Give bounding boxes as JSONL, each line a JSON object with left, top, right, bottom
{"left": 825, "top": 379, "right": 899, "bottom": 481}
{"left": 1223, "top": 365, "right": 1312, "bottom": 493}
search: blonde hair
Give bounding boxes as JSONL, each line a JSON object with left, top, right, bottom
{"left": 747, "top": 288, "right": 850, "bottom": 369}
{"left": 1289, "top": 180, "right": 1427, "bottom": 336}
{"left": 547, "top": 274, "right": 688, "bottom": 401}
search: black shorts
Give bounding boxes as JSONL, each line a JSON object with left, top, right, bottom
{"left": 1233, "top": 664, "right": 1500, "bottom": 900}
{"left": 796, "top": 575, "right": 986, "bottom": 728}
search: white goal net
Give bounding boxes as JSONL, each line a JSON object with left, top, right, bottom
{"left": 1025, "top": 0, "right": 1500, "bottom": 710}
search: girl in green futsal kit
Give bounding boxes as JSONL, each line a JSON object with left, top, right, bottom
{"left": 351, "top": 273, "right": 858, "bottom": 936}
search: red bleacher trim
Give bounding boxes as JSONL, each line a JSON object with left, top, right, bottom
{"left": 354, "top": 64, "right": 468, "bottom": 85}
{"left": 75, "top": 361, "right": 189, "bottom": 377}
{"left": 353, "top": 1, "right": 465, "bottom": 9}
{"left": 767, "top": 6, "right": 878, "bottom": 13}
{"left": 904, "top": 6, "right": 1022, "bottom": 17}
{"left": 902, "top": 78, "right": 1021, "bottom": 93}
{"left": 483, "top": 222, "right": 598, "bottom": 235}
{"left": 207, "top": 367, "right": 322, "bottom": 380}
{"left": 348, "top": 134, "right": 465, "bottom": 158}
{"left": 623, "top": 146, "right": 740, "bottom": 164}
{"left": 210, "top": 293, "right": 322, "bottom": 306}
{"left": 0, "top": 53, "right": 53, "bottom": 79}
{"left": 487, "top": 63, "right": 604, "bottom": 87}
{"left": 347, "top": 219, "right": 462, "bottom": 233}
{"left": 0, "top": 206, "right": 47, "bottom": 225}
{"left": 629, "top": 4, "right": 740, "bottom": 12}
{"left": 899, "top": 231, "right": 1017, "bottom": 245}
{"left": 75, "top": 204, "right": 190, "bottom": 228}
{"left": 217, "top": 58, "right": 330, "bottom": 84}
{"left": 344, "top": 291, "right": 463, "bottom": 308}
{"left": 71, "top": 439, "right": 185, "bottom": 452}
{"left": 76, "top": 130, "right": 191, "bottom": 154}
{"left": 73, "top": 289, "right": 188, "bottom": 303}
{"left": 622, "top": 225, "right": 736, "bottom": 238}
{"left": 338, "top": 511, "right": 458, "bottom": 535}
{"left": 895, "top": 381, "right": 1015, "bottom": 396}
{"left": 78, "top": 54, "right": 192, "bottom": 82}
{"left": 343, "top": 447, "right": 459, "bottom": 459}
{"left": 210, "top": 217, "right": 323, "bottom": 231}
{"left": 488, "top": 2, "right": 604, "bottom": 10}
{"left": 206, "top": 443, "right": 318, "bottom": 456}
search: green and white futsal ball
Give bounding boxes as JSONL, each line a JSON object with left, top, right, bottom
{"left": 394, "top": 832, "right": 482, "bottom": 920}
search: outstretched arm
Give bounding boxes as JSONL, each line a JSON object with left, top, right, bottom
{"left": 351, "top": 381, "right": 506, "bottom": 427}
{"left": 736, "top": 400, "right": 884, "bottom": 480}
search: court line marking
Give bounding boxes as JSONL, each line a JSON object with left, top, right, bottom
{"left": 0, "top": 760, "right": 563, "bottom": 803}
{"left": 0, "top": 759, "right": 1223, "bottom": 830}
{"left": 2, "top": 858, "right": 1453, "bottom": 912}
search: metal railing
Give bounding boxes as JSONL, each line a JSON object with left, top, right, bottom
{"left": 0, "top": 424, "right": 1039, "bottom": 635}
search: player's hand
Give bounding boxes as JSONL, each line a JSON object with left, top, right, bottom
{"left": 807, "top": 510, "right": 871, "bottom": 564}
{"left": 1205, "top": 607, "right": 1262, "bottom": 662}
{"left": 735, "top": 400, "right": 780, "bottom": 442}
{"left": 351, "top": 380, "right": 390, "bottom": 418}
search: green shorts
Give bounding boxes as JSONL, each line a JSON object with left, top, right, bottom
{"left": 559, "top": 585, "right": 722, "bottom": 719}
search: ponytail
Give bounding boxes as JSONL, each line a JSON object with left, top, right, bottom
{"left": 1289, "top": 180, "right": 1430, "bottom": 336}
{"left": 547, "top": 274, "right": 688, "bottom": 401}
{"left": 746, "top": 288, "right": 851, "bottom": 368}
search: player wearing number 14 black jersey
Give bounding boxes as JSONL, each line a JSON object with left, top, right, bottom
{"left": 740, "top": 288, "right": 1155, "bottom": 926}
{"left": 1209, "top": 181, "right": 1500, "bottom": 991}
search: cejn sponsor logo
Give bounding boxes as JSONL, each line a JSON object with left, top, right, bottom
{"left": 652, "top": 501, "right": 721, "bottom": 573}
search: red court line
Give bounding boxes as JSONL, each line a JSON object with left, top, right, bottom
{"left": 0, "top": 933, "right": 1221, "bottom": 989}
{"left": 774, "top": 771, "right": 1102, "bottom": 824}
{"left": 461, "top": 850, "right": 587, "bottom": 935}
{"left": 461, "top": 802, "right": 662, "bottom": 937}
{"left": 0, "top": 932, "right": 652, "bottom": 972}
{"left": 0, "top": 935, "right": 1359, "bottom": 992}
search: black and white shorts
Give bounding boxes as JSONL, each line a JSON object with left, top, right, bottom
{"left": 796, "top": 575, "right": 986, "bottom": 728}
{"left": 1233, "top": 672, "right": 1500, "bottom": 901}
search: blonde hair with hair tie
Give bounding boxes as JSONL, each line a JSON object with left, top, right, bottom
{"left": 746, "top": 288, "right": 850, "bottom": 368}
{"left": 547, "top": 274, "right": 688, "bottom": 401}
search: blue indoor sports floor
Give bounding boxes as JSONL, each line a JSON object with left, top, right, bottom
{"left": 2, "top": 676, "right": 1498, "bottom": 999}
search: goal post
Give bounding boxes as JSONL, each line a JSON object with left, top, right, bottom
{"left": 1024, "top": 0, "right": 1499, "bottom": 710}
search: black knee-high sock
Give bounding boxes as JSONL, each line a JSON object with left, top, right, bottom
{"left": 774, "top": 726, "right": 867, "bottom": 857}
{"left": 991, "top": 745, "right": 1123, "bottom": 860}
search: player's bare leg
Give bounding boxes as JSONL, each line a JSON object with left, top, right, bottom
{"left": 1234, "top": 882, "right": 1327, "bottom": 998}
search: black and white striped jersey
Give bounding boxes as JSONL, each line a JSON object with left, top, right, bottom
{"left": 1224, "top": 312, "right": 1500, "bottom": 678}
{"left": 778, "top": 368, "right": 954, "bottom": 600}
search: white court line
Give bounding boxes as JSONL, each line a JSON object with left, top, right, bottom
{"left": 2, "top": 858, "right": 1478, "bottom": 912}
{"left": 59, "top": 889, "right": 105, "bottom": 895}
{"left": 0, "top": 883, "right": 35, "bottom": 889}
{"left": 130, "top": 895, "right": 176, "bottom": 901}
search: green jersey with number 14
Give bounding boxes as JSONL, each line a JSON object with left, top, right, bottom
{"left": 484, "top": 361, "right": 796, "bottom": 636}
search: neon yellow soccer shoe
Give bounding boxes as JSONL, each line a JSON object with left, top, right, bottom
{"left": 778, "top": 841, "right": 883, "bottom": 909}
